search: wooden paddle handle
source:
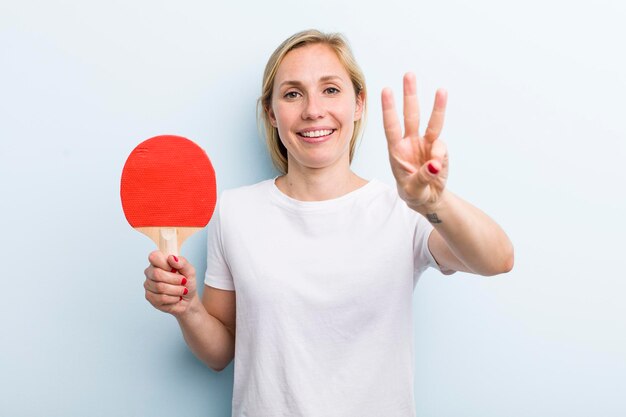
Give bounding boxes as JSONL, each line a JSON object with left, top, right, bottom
{"left": 135, "top": 226, "right": 202, "bottom": 257}
{"left": 159, "top": 227, "right": 179, "bottom": 257}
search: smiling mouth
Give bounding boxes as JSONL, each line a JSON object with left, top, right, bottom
{"left": 297, "top": 129, "right": 336, "bottom": 142}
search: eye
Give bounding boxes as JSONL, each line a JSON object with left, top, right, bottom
{"left": 324, "top": 87, "right": 340, "bottom": 95}
{"left": 284, "top": 91, "right": 301, "bottom": 99}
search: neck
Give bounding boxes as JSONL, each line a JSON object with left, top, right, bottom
{"left": 276, "top": 163, "right": 367, "bottom": 201}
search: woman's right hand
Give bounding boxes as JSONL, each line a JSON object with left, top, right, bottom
{"left": 144, "top": 251, "right": 197, "bottom": 317}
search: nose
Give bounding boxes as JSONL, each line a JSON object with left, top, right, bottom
{"left": 302, "top": 95, "right": 325, "bottom": 120}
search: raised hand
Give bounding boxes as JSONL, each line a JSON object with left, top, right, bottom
{"left": 382, "top": 72, "right": 449, "bottom": 211}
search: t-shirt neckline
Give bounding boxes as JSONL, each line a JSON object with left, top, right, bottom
{"left": 268, "top": 176, "right": 380, "bottom": 212}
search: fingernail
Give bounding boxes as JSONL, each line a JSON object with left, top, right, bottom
{"left": 173, "top": 255, "right": 179, "bottom": 262}
{"left": 181, "top": 277, "right": 187, "bottom": 286}
{"left": 428, "top": 162, "right": 439, "bottom": 174}
{"left": 170, "top": 268, "right": 177, "bottom": 273}
{"left": 179, "top": 296, "right": 183, "bottom": 301}
{"left": 183, "top": 288, "right": 188, "bottom": 295}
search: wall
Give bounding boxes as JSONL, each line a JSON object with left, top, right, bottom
{"left": 1, "top": 0, "right": 625, "bottom": 415}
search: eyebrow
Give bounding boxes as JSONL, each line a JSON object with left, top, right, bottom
{"left": 278, "top": 75, "right": 344, "bottom": 88}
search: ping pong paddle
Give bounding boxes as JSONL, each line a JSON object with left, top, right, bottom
{"left": 120, "top": 135, "right": 216, "bottom": 257}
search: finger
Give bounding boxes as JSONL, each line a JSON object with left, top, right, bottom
{"left": 166, "top": 254, "right": 181, "bottom": 273}
{"left": 145, "top": 291, "right": 181, "bottom": 307}
{"left": 381, "top": 88, "right": 403, "bottom": 147}
{"left": 148, "top": 250, "right": 170, "bottom": 271}
{"left": 144, "top": 278, "right": 188, "bottom": 297}
{"left": 145, "top": 265, "right": 188, "bottom": 286}
{"left": 403, "top": 73, "right": 420, "bottom": 138}
{"left": 419, "top": 160, "right": 441, "bottom": 183}
{"left": 426, "top": 159, "right": 442, "bottom": 176}
{"left": 169, "top": 256, "right": 196, "bottom": 281}
{"left": 429, "top": 138, "right": 448, "bottom": 164}
{"left": 424, "top": 88, "right": 448, "bottom": 143}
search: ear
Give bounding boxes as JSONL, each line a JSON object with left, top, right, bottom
{"left": 266, "top": 105, "right": 278, "bottom": 127}
{"left": 354, "top": 90, "right": 365, "bottom": 121}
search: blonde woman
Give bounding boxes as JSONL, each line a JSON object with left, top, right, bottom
{"left": 143, "top": 29, "right": 513, "bottom": 416}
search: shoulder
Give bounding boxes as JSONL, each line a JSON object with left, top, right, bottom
{"left": 219, "top": 179, "right": 274, "bottom": 207}
{"left": 365, "top": 179, "right": 413, "bottom": 214}
{"left": 368, "top": 179, "right": 399, "bottom": 201}
{"left": 215, "top": 179, "right": 276, "bottom": 227}
{"left": 367, "top": 180, "right": 433, "bottom": 232}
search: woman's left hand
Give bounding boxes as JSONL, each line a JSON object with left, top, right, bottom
{"left": 382, "top": 72, "right": 449, "bottom": 211}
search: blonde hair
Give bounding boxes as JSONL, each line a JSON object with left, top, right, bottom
{"left": 258, "top": 29, "right": 367, "bottom": 174}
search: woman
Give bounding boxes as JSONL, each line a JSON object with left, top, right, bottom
{"left": 144, "top": 29, "right": 513, "bottom": 416}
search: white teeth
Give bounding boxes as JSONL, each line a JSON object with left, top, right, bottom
{"left": 300, "top": 129, "right": 333, "bottom": 138}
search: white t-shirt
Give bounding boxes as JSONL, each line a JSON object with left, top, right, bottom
{"left": 205, "top": 178, "right": 440, "bottom": 417}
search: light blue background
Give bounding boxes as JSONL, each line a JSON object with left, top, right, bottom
{"left": 2, "top": 0, "right": 625, "bottom": 416}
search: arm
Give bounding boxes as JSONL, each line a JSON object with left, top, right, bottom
{"left": 176, "top": 286, "right": 236, "bottom": 372}
{"left": 422, "top": 191, "right": 513, "bottom": 276}
{"left": 382, "top": 73, "right": 513, "bottom": 276}
{"left": 144, "top": 252, "right": 236, "bottom": 371}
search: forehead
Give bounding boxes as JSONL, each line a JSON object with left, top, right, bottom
{"left": 275, "top": 43, "right": 350, "bottom": 84}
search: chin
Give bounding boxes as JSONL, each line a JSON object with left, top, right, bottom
{"left": 291, "top": 155, "right": 348, "bottom": 171}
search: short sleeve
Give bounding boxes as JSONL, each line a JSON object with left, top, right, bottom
{"left": 413, "top": 213, "right": 440, "bottom": 286}
{"left": 204, "top": 199, "right": 235, "bottom": 291}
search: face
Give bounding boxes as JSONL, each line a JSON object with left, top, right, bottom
{"left": 268, "top": 43, "right": 364, "bottom": 173}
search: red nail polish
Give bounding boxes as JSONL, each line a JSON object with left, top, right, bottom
{"left": 183, "top": 288, "right": 188, "bottom": 295}
{"left": 179, "top": 296, "right": 183, "bottom": 301}
{"left": 173, "top": 255, "right": 179, "bottom": 262}
{"left": 181, "top": 277, "right": 187, "bottom": 286}
{"left": 170, "top": 268, "right": 177, "bottom": 273}
{"left": 428, "top": 162, "right": 439, "bottom": 174}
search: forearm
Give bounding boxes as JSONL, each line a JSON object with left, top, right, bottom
{"left": 411, "top": 190, "right": 514, "bottom": 276}
{"left": 175, "top": 296, "right": 235, "bottom": 371}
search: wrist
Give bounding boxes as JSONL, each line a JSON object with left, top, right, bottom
{"left": 408, "top": 190, "right": 451, "bottom": 219}
{"left": 175, "top": 294, "right": 203, "bottom": 322}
